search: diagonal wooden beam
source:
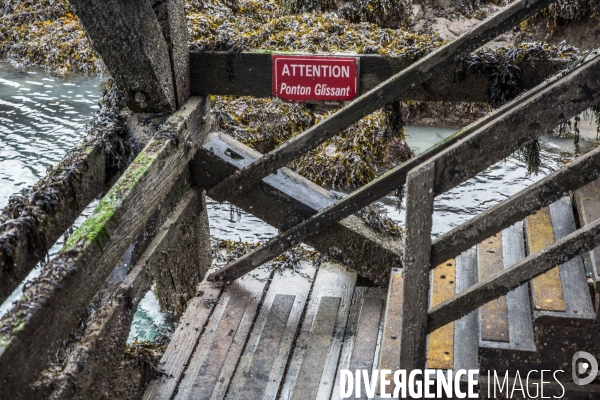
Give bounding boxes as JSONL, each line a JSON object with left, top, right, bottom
{"left": 190, "top": 132, "right": 402, "bottom": 286}
{"left": 207, "top": 50, "right": 600, "bottom": 283}
{"left": 205, "top": 0, "right": 555, "bottom": 203}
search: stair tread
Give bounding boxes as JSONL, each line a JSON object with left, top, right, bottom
{"left": 173, "top": 266, "right": 271, "bottom": 400}
{"left": 280, "top": 262, "right": 356, "bottom": 400}
{"left": 227, "top": 263, "right": 317, "bottom": 400}
{"left": 526, "top": 198, "right": 595, "bottom": 323}
{"left": 479, "top": 222, "right": 536, "bottom": 353}
{"left": 574, "top": 177, "right": 600, "bottom": 293}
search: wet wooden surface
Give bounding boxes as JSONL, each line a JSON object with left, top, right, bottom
{"left": 143, "top": 196, "right": 600, "bottom": 400}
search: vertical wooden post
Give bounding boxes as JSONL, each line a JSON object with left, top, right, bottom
{"left": 399, "top": 161, "right": 435, "bottom": 370}
{"left": 68, "top": 0, "right": 179, "bottom": 113}
{"left": 152, "top": 0, "right": 190, "bottom": 108}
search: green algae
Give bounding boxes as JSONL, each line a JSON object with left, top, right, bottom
{"left": 64, "top": 151, "right": 153, "bottom": 250}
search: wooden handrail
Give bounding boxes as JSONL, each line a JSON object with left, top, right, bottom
{"left": 205, "top": 0, "right": 555, "bottom": 203}
{"left": 398, "top": 49, "right": 600, "bottom": 371}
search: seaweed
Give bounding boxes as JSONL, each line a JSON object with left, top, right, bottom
{"left": 521, "top": 0, "right": 600, "bottom": 36}
{"left": 0, "top": 0, "right": 104, "bottom": 74}
{"left": 457, "top": 42, "right": 580, "bottom": 108}
{"left": 357, "top": 205, "right": 404, "bottom": 238}
{"left": 519, "top": 139, "right": 541, "bottom": 176}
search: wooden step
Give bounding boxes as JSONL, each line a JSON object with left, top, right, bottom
{"left": 280, "top": 262, "right": 357, "bottom": 400}
{"left": 427, "top": 249, "right": 478, "bottom": 374}
{"left": 477, "top": 223, "right": 537, "bottom": 374}
{"left": 226, "top": 263, "right": 317, "bottom": 400}
{"left": 574, "top": 177, "right": 600, "bottom": 312}
{"left": 428, "top": 249, "right": 479, "bottom": 392}
{"left": 373, "top": 252, "right": 478, "bottom": 398}
{"left": 524, "top": 198, "right": 596, "bottom": 372}
{"left": 525, "top": 199, "right": 595, "bottom": 325}
{"left": 331, "top": 286, "right": 387, "bottom": 400}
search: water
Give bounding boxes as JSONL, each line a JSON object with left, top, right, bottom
{"left": 1, "top": 66, "right": 599, "bottom": 342}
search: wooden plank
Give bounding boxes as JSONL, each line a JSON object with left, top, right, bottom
{"left": 427, "top": 259, "right": 456, "bottom": 369}
{"left": 428, "top": 213, "right": 600, "bottom": 333}
{"left": 0, "top": 96, "right": 210, "bottom": 396}
{"left": 228, "top": 263, "right": 317, "bottom": 400}
{"left": 209, "top": 55, "right": 600, "bottom": 284}
{"left": 525, "top": 206, "right": 566, "bottom": 312}
{"left": 399, "top": 161, "right": 435, "bottom": 371}
{"left": 152, "top": 0, "right": 190, "bottom": 108}
{"left": 168, "top": 266, "right": 271, "bottom": 400}
{"left": 192, "top": 132, "right": 401, "bottom": 286}
{"left": 280, "top": 262, "right": 356, "bottom": 400}
{"left": 545, "top": 197, "right": 595, "bottom": 321}
{"left": 432, "top": 143, "right": 600, "bottom": 269}
{"left": 378, "top": 269, "right": 403, "bottom": 389}
{"left": 478, "top": 223, "right": 537, "bottom": 375}
{"left": 500, "top": 222, "right": 535, "bottom": 354}
{"left": 68, "top": 0, "right": 176, "bottom": 112}
{"left": 453, "top": 248, "right": 478, "bottom": 372}
{"left": 206, "top": 0, "right": 556, "bottom": 203}
{"left": 0, "top": 107, "right": 167, "bottom": 305}
{"left": 574, "top": 178, "right": 600, "bottom": 294}
{"left": 478, "top": 233, "right": 510, "bottom": 342}
{"left": 332, "top": 287, "right": 386, "bottom": 400}
{"left": 190, "top": 51, "right": 566, "bottom": 101}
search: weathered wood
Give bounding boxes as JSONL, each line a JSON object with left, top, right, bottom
{"left": 427, "top": 259, "right": 456, "bottom": 369}
{"left": 227, "top": 263, "right": 317, "bottom": 400}
{"left": 527, "top": 198, "right": 596, "bottom": 374}
{"left": 0, "top": 106, "right": 166, "bottom": 305}
{"left": 149, "top": 189, "right": 212, "bottom": 314}
{"left": 526, "top": 206, "right": 566, "bottom": 312}
{"left": 333, "top": 287, "right": 386, "bottom": 399}
{"left": 45, "top": 187, "right": 208, "bottom": 399}
{"left": 399, "top": 161, "right": 435, "bottom": 371}
{"left": 574, "top": 177, "right": 600, "bottom": 296}
{"left": 68, "top": 0, "right": 176, "bottom": 112}
{"left": 206, "top": 0, "right": 555, "bottom": 202}
{"left": 533, "top": 198, "right": 595, "bottom": 323}
{"left": 153, "top": 0, "right": 190, "bottom": 108}
{"left": 478, "top": 233, "right": 510, "bottom": 342}
{"left": 210, "top": 53, "right": 600, "bottom": 283}
{"left": 431, "top": 142, "right": 600, "bottom": 268}
{"left": 478, "top": 223, "right": 537, "bottom": 375}
{"left": 427, "top": 213, "right": 600, "bottom": 333}
{"left": 144, "top": 292, "right": 220, "bottom": 399}
{"left": 0, "top": 96, "right": 210, "bottom": 397}
{"left": 431, "top": 53, "right": 600, "bottom": 196}
{"left": 169, "top": 267, "right": 271, "bottom": 400}
{"left": 190, "top": 51, "right": 568, "bottom": 101}
{"left": 280, "top": 262, "right": 356, "bottom": 400}
{"left": 377, "top": 269, "right": 403, "bottom": 392}
{"left": 193, "top": 132, "right": 401, "bottom": 286}
{"left": 453, "top": 248, "right": 478, "bottom": 373}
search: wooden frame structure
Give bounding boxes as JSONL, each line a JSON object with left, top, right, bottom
{"left": 2, "top": 0, "right": 600, "bottom": 397}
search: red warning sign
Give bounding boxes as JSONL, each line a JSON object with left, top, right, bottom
{"left": 272, "top": 55, "right": 359, "bottom": 102}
